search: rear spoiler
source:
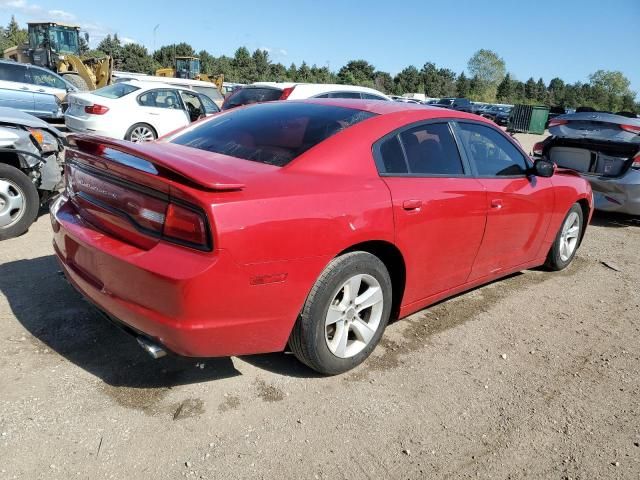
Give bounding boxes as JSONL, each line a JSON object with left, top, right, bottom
{"left": 67, "top": 134, "right": 245, "bottom": 191}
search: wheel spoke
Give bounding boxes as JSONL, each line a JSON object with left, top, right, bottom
{"left": 351, "top": 317, "right": 375, "bottom": 344}
{"left": 355, "top": 286, "right": 383, "bottom": 312}
{"left": 0, "top": 208, "right": 12, "bottom": 227}
{"left": 6, "top": 192, "right": 23, "bottom": 212}
{"left": 0, "top": 180, "right": 11, "bottom": 196}
{"left": 330, "top": 321, "right": 349, "bottom": 357}
{"left": 325, "top": 304, "right": 344, "bottom": 326}
{"left": 566, "top": 225, "right": 579, "bottom": 239}
{"left": 344, "top": 275, "right": 362, "bottom": 303}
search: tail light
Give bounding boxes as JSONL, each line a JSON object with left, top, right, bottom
{"left": 279, "top": 86, "right": 296, "bottom": 100}
{"left": 620, "top": 124, "right": 640, "bottom": 134}
{"left": 548, "top": 119, "right": 568, "bottom": 127}
{"left": 163, "top": 203, "right": 208, "bottom": 247}
{"left": 67, "top": 163, "right": 211, "bottom": 251}
{"left": 85, "top": 104, "right": 110, "bottom": 115}
{"left": 532, "top": 141, "right": 545, "bottom": 156}
{"left": 632, "top": 152, "right": 640, "bottom": 170}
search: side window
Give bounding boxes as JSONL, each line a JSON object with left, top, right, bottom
{"left": 362, "top": 93, "right": 387, "bottom": 101}
{"left": 198, "top": 93, "right": 220, "bottom": 114}
{"left": 457, "top": 123, "right": 529, "bottom": 176}
{"left": 137, "top": 89, "right": 181, "bottom": 109}
{"left": 329, "top": 91, "right": 361, "bottom": 99}
{"left": 30, "top": 68, "right": 67, "bottom": 89}
{"left": 313, "top": 93, "right": 329, "bottom": 98}
{"left": 378, "top": 136, "right": 408, "bottom": 174}
{"left": 0, "top": 63, "right": 27, "bottom": 83}
{"left": 180, "top": 90, "right": 205, "bottom": 122}
{"left": 398, "top": 123, "right": 464, "bottom": 175}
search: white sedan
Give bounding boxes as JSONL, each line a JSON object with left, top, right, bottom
{"left": 64, "top": 81, "right": 220, "bottom": 142}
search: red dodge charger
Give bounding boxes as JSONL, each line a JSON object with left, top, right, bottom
{"left": 51, "top": 99, "right": 593, "bottom": 374}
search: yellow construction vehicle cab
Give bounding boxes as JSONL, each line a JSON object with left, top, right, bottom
{"left": 156, "top": 56, "right": 224, "bottom": 93}
{"left": 3, "top": 22, "right": 112, "bottom": 91}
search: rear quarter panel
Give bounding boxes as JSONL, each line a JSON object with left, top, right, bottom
{"left": 541, "top": 170, "right": 593, "bottom": 253}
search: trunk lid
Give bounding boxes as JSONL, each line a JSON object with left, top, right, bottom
{"left": 64, "top": 135, "right": 276, "bottom": 250}
{"left": 549, "top": 112, "right": 640, "bottom": 144}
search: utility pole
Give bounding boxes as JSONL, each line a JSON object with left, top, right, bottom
{"left": 153, "top": 24, "right": 159, "bottom": 52}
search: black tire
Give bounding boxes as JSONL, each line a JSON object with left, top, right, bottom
{"left": 289, "top": 251, "right": 392, "bottom": 375}
{"left": 544, "top": 203, "right": 584, "bottom": 271}
{"left": 0, "top": 163, "right": 40, "bottom": 241}
{"left": 62, "top": 73, "right": 89, "bottom": 91}
{"left": 125, "top": 123, "right": 157, "bottom": 143}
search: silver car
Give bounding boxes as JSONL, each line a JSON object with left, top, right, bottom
{"left": 534, "top": 111, "right": 640, "bottom": 215}
{"left": 0, "top": 60, "right": 76, "bottom": 119}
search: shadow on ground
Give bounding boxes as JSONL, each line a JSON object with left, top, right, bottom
{"left": 590, "top": 211, "right": 640, "bottom": 228}
{"left": 0, "top": 255, "right": 246, "bottom": 387}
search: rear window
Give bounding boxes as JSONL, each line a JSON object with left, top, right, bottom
{"left": 170, "top": 102, "right": 376, "bottom": 166}
{"left": 222, "top": 87, "right": 284, "bottom": 110}
{"left": 93, "top": 83, "right": 140, "bottom": 99}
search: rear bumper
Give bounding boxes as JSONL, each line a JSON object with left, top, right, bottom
{"left": 50, "top": 195, "right": 326, "bottom": 357}
{"left": 64, "top": 114, "right": 121, "bottom": 139}
{"left": 588, "top": 169, "right": 640, "bottom": 215}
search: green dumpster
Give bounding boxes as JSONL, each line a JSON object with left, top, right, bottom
{"left": 507, "top": 105, "right": 549, "bottom": 135}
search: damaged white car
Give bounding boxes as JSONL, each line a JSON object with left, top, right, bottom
{"left": 0, "top": 107, "right": 64, "bottom": 240}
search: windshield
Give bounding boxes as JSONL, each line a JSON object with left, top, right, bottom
{"left": 48, "top": 26, "right": 79, "bottom": 54}
{"left": 93, "top": 83, "right": 140, "bottom": 99}
{"left": 170, "top": 102, "right": 376, "bottom": 166}
{"left": 436, "top": 98, "right": 454, "bottom": 106}
{"left": 222, "top": 87, "right": 284, "bottom": 110}
{"left": 176, "top": 58, "right": 200, "bottom": 79}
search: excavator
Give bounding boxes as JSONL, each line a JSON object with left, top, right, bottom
{"left": 3, "top": 22, "right": 112, "bottom": 91}
{"left": 155, "top": 56, "right": 224, "bottom": 93}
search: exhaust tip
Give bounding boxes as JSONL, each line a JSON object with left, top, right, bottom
{"left": 136, "top": 336, "right": 167, "bottom": 359}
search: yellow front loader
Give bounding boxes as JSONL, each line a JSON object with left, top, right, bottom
{"left": 3, "top": 22, "right": 112, "bottom": 91}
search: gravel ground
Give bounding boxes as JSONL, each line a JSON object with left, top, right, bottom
{"left": 1, "top": 132, "right": 639, "bottom": 479}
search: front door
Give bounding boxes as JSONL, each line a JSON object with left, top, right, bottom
{"left": 453, "top": 121, "right": 553, "bottom": 280}
{"left": 374, "top": 121, "right": 487, "bottom": 306}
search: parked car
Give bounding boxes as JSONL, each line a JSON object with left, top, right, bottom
{"left": 0, "top": 59, "right": 77, "bottom": 119}
{"left": 431, "top": 97, "right": 473, "bottom": 112}
{"left": 64, "top": 81, "right": 220, "bottom": 142}
{"left": 112, "top": 71, "right": 226, "bottom": 108}
{"left": 52, "top": 99, "right": 593, "bottom": 374}
{"left": 471, "top": 103, "right": 493, "bottom": 115}
{"left": 221, "top": 82, "right": 391, "bottom": 110}
{"left": 533, "top": 112, "right": 640, "bottom": 215}
{"left": 0, "top": 107, "right": 64, "bottom": 240}
{"left": 481, "top": 105, "right": 511, "bottom": 124}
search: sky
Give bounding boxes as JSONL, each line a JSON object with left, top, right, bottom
{"left": 2, "top": 0, "right": 639, "bottom": 96}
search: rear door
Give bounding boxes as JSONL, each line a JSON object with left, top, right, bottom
{"left": 374, "top": 121, "right": 487, "bottom": 305}
{"left": 454, "top": 121, "right": 554, "bottom": 280}
{"left": 0, "top": 63, "right": 35, "bottom": 115}
{"left": 25, "top": 66, "right": 63, "bottom": 118}
{"left": 136, "top": 88, "right": 190, "bottom": 137}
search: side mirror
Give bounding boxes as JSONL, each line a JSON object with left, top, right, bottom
{"left": 533, "top": 159, "right": 555, "bottom": 178}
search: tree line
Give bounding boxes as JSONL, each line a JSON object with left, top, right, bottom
{"left": 1, "top": 16, "right": 638, "bottom": 112}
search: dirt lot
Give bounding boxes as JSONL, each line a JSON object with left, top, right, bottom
{"left": 1, "top": 132, "right": 639, "bottom": 479}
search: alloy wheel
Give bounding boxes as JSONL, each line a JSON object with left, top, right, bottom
{"left": 0, "top": 178, "right": 25, "bottom": 229}
{"left": 325, "top": 273, "right": 384, "bottom": 358}
{"left": 559, "top": 211, "right": 580, "bottom": 261}
{"left": 130, "top": 126, "right": 155, "bottom": 143}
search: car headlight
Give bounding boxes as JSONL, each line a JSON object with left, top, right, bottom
{"left": 28, "top": 128, "right": 59, "bottom": 153}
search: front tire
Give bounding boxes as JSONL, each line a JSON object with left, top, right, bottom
{"left": 0, "top": 164, "right": 39, "bottom": 241}
{"left": 289, "top": 251, "right": 392, "bottom": 375}
{"left": 62, "top": 73, "right": 89, "bottom": 91}
{"left": 545, "top": 203, "right": 583, "bottom": 271}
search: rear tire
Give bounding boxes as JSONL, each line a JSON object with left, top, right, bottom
{"left": 125, "top": 123, "right": 157, "bottom": 143}
{"left": 62, "top": 73, "right": 89, "bottom": 92}
{"left": 0, "top": 164, "right": 39, "bottom": 241}
{"left": 289, "top": 251, "right": 392, "bottom": 375}
{"left": 545, "top": 203, "right": 583, "bottom": 271}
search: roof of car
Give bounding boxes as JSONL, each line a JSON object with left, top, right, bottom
{"left": 117, "top": 80, "right": 191, "bottom": 91}
{"left": 251, "top": 82, "right": 387, "bottom": 94}
{"left": 289, "top": 98, "right": 489, "bottom": 119}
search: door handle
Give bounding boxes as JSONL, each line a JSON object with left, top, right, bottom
{"left": 402, "top": 199, "right": 422, "bottom": 211}
{"left": 491, "top": 199, "right": 503, "bottom": 209}
{"left": 20, "top": 86, "right": 29, "bottom": 90}
{"left": 37, "top": 89, "right": 45, "bottom": 92}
